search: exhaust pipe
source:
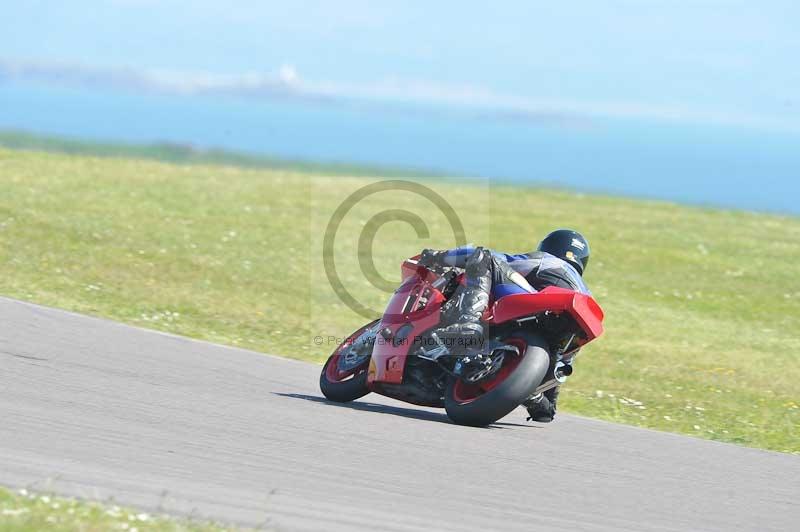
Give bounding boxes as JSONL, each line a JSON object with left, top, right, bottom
{"left": 555, "top": 361, "right": 573, "bottom": 380}
{"left": 532, "top": 361, "right": 572, "bottom": 395}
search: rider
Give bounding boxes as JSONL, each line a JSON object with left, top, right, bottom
{"left": 417, "top": 229, "right": 591, "bottom": 424}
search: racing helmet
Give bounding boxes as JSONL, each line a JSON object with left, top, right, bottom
{"left": 537, "top": 229, "right": 590, "bottom": 275}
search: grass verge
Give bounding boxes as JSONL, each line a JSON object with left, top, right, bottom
{"left": 0, "top": 147, "right": 798, "bottom": 453}
{"left": 0, "top": 487, "right": 231, "bottom": 531}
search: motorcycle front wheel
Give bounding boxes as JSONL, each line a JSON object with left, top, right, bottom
{"left": 444, "top": 332, "right": 550, "bottom": 426}
{"left": 319, "top": 320, "right": 379, "bottom": 403}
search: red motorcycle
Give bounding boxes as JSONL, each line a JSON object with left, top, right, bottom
{"left": 319, "top": 256, "right": 604, "bottom": 426}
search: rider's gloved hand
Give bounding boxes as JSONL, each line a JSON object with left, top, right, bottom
{"left": 418, "top": 249, "right": 445, "bottom": 268}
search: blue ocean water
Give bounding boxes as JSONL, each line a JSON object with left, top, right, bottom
{"left": 1, "top": 82, "right": 798, "bottom": 214}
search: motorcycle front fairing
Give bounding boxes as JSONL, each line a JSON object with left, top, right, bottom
{"left": 367, "top": 261, "right": 445, "bottom": 386}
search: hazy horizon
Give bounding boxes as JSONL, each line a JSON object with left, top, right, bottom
{"left": 2, "top": 1, "right": 799, "bottom": 133}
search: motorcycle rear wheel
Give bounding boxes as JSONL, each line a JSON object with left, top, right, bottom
{"left": 444, "top": 332, "right": 550, "bottom": 426}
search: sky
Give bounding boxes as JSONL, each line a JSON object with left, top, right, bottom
{"left": 2, "top": 1, "right": 800, "bottom": 131}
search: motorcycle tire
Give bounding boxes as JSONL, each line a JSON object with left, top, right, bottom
{"left": 319, "top": 320, "right": 377, "bottom": 403}
{"left": 444, "top": 332, "right": 550, "bottom": 426}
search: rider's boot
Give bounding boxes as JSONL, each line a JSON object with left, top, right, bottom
{"left": 524, "top": 386, "right": 560, "bottom": 422}
{"left": 435, "top": 285, "right": 489, "bottom": 343}
{"left": 433, "top": 247, "right": 492, "bottom": 349}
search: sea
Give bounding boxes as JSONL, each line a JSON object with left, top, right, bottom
{"left": 1, "top": 81, "right": 798, "bottom": 215}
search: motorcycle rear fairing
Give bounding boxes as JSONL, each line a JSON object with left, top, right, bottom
{"left": 488, "top": 286, "right": 604, "bottom": 341}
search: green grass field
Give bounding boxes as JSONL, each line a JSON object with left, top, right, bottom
{"left": 1, "top": 146, "right": 798, "bottom": 454}
{"left": 0, "top": 487, "right": 230, "bottom": 531}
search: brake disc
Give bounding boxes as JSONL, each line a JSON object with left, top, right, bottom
{"left": 337, "top": 324, "right": 378, "bottom": 372}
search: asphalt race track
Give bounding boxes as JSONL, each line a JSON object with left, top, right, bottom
{"left": 1, "top": 296, "right": 798, "bottom": 531}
